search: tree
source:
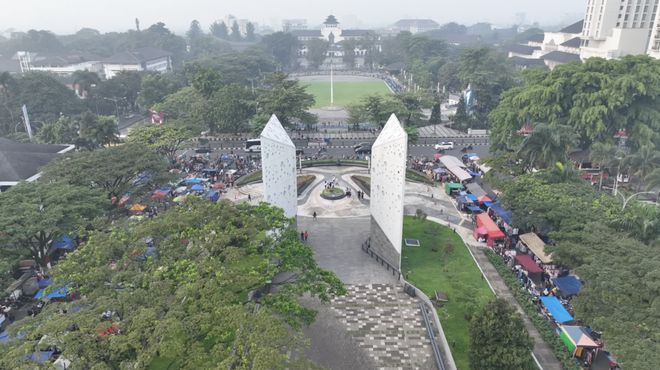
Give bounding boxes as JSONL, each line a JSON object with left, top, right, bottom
{"left": 41, "top": 144, "right": 167, "bottom": 199}
{"left": 191, "top": 68, "right": 222, "bottom": 98}
{"left": 516, "top": 123, "right": 578, "bottom": 171}
{"left": 645, "top": 168, "right": 660, "bottom": 191}
{"left": 37, "top": 113, "right": 119, "bottom": 150}
{"left": 360, "top": 94, "right": 391, "bottom": 128}
{"left": 394, "top": 92, "right": 426, "bottom": 126}
{"left": 590, "top": 142, "right": 616, "bottom": 190}
{"left": 127, "top": 124, "right": 192, "bottom": 162}
{"left": 152, "top": 86, "right": 207, "bottom": 133}
{"left": 0, "top": 200, "right": 345, "bottom": 368}
{"left": 245, "top": 22, "right": 256, "bottom": 41}
{"left": 187, "top": 20, "right": 203, "bottom": 41}
{"left": 256, "top": 72, "right": 315, "bottom": 128}
{"left": 452, "top": 96, "right": 470, "bottom": 129}
{"left": 0, "top": 181, "right": 106, "bottom": 266}
{"left": 93, "top": 71, "right": 142, "bottom": 113}
{"left": 469, "top": 298, "right": 535, "bottom": 370}
{"left": 489, "top": 56, "right": 660, "bottom": 152}
{"left": 260, "top": 32, "right": 300, "bottom": 70}
{"left": 208, "top": 84, "right": 256, "bottom": 133}
{"left": 429, "top": 99, "right": 442, "bottom": 126}
{"left": 305, "top": 39, "right": 329, "bottom": 69}
{"left": 230, "top": 21, "right": 242, "bottom": 41}
{"left": 623, "top": 144, "right": 660, "bottom": 189}
{"left": 210, "top": 21, "right": 229, "bottom": 39}
{"left": 138, "top": 73, "right": 182, "bottom": 108}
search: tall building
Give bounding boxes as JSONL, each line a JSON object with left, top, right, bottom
{"left": 649, "top": 7, "right": 660, "bottom": 57}
{"left": 580, "top": 0, "right": 660, "bottom": 59}
{"left": 282, "top": 19, "right": 307, "bottom": 32}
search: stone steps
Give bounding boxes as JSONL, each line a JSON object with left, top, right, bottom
{"left": 331, "top": 283, "right": 435, "bottom": 370}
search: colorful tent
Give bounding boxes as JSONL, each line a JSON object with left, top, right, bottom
{"left": 466, "top": 194, "right": 478, "bottom": 202}
{"left": 519, "top": 232, "right": 553, "bottom": 264}
{"left": 433, "top": 167, "right": 447, "bottom": 174}
{"left": 474, "top": 213, "right": 505, "bottom": 246}
{"left": 37, "top": 278, "right": 51, "bottom": 288}
{"left": 29, "top": 351, "right": 54, "bottom": 364}
{"left": 118, "top": 194, "right": 131, "bottom": 206}
{"left": 212, "top": 182, "right": 226, "bottom": 190}
{"left": 466, "top": 205, "right": 483, "bottom": 213}
{"left": 552, "top": 276, "right": 583, "bottom": 297}
{"left": 489, "top": 203, "right": 513, "bottom": 225}
{"left": 445, "top": 182, "right": 464, "bottom": 195}
{"left": 540, "top": 296, "right": 574, "bottom": 324}
{"left": 129, "top": 204, "right": 147, "bottom": 213}
{"left": 34, "top": 287, "right": 69, "bottom": 300}
{"left": 191, "top": 184, "right": 205, "bottom": 192}
{"left": 559, "top": 326, "right": 600, "bottom": 356}
{"left": 477, "top": 195, "right": 492, "bottom": 203}
{"left": 184, "top": 178, "right": 204, "bottom": 185}
{"left": 514, "top": 254, "right": 543, "bottom": 274}
{"left": 206, "top": 191, "right": 220, "bottom": 202}
{"left": 173, "top": 195, "right": 187, "bottom": 203}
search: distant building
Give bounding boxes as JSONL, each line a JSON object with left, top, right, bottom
{"left": 507, "top": 20, "right": 583, "bottom": 70}
{"left": 282, "top": 19, "right": 308, "bottom": 32}
{"left": 390, "top": 19, "right": 440, "bottom": 34}
{"left": 290, "top": 15, "right": 374, "bottom": 69}
{"left": 102, "top": 47, "right": 172, "bottom": 79}
{"left": 224, "top": 14, "right": 254, "bottom": 37}
{"left": 648, "top": 7, "right": 660, "bottom": 58}
{"left": 0, "top": 138, "right": 74, "bottom": 192}
{"left": 580, "top": 0, "right": 660, "bottom": 59}
{"left": 12, "top": 51, "right": 102, "bottom": 76}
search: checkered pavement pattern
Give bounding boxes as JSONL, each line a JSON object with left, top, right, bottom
{"left": 331, "top": 284, "right": 434, "bottom": 370}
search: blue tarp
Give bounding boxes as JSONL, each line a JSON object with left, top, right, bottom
{"left": 184, "top": 178, "right": 204, "bottom": 185}
{"left": 466, "top": 205, "right": 483, "bottom": 213}
{"left": 206, "top": 191, "right": 220, "bottom": 202}
{"left": 0, "top": 331, "right": 9, "bottom": 343}
{"left": 53, "top": 235, "right": 75, "bottom": 250}
{"left": 29, "top": 351, "right": 54, "bottom": 364}
{"left": 456, "top": 196, "right": 472, "bottom": 205}
{"left": 540, "top": 296, "right": 574, "bottom": 324}
{"left": 466, "top": 194, "right": 478, "bottom": 202}
{"left": 34, "top": 287, "right": 69, "bottom": 300}
{"left": 552, "top": 276, "right": 583, "bottom": 297}
{"left": 490, "top": 203, "right": 513, "bottom": 225}
{"left": 157, "top": 187, "right": 171, "bottom": 193}
{"left": 191, "top": 184, "right": 205, "bottom": 192}
{"left": 37, "top": 278, "right": 51, "bottom": 288}
{"left": 483, "top": 201, "right": 493, "bottom": 207}
{"left": 467, "top": 170, "right": 481, "bottom": 177}
{"left": 433, "top": 168, "right": 447, "bottom": 174}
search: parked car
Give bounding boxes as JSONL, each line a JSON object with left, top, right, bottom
{"left": 353, "top": 142, "right": 370, "bottom": 149}
{"left": 195, "top": 147, "right": 213, "bottom": 153}
{"left": 434, "top": 141, "right": 454, "bottom": 151}
{"left": 355, "top": 144, "right": 372, "bottom": 154}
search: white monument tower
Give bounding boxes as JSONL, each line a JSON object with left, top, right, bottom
{"left": 260, "top": 115, "right": 298, "bottom": 218}
{"left": 369, "top": 114, "right": 408, "bottom": 269}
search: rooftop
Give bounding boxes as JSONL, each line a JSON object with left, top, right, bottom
{"left": 508, "top": 44, "right": 541, "bottom": 55}
{"left": 0, "top": 138, "right": 73, "bottom": 185}
{"left": 559, "top": 20, "right": 584, "bottom": 34}
{"left": 393, "top": 19, "right": 439, "bottom": 28}
{"left": 509, "top": 56, "right": 548, "bottom": 68}
{"left": 542, "top": 50, "right": 581, "bottom": 63}
{"left": 560, "top": 37, "right": 582, "bottom": 48}
{"left": 102, "top": 47, "right": 171, "bottom": 65}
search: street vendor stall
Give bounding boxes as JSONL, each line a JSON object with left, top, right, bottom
{"left": 445, "top": 182, "right": 464, "bottom": 196}
{"left": 519, "top": 232, "right": 553, "bottom": 265}
{"left": 539, "top": 296, "right": 574, "bottom": 324}
{"left": 474, "top": 213, "right": 506, "bottom": 246}
{"left": 514, "top": 254, "right": 543, "bottom": 283}
{"left": 559, "top": 325, "right": 601, "bottom": 364}
{"left": 552, "top": 276, "right": 583, "bottom": 298}
{"left": 128, "top": 204, "right": 147, "bottom": 213}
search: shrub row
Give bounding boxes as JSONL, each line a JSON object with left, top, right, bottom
{"left": 484, "top": 249, "right": 581, "bottom": 370}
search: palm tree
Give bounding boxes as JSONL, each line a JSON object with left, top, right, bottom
{"left": 517, "top": 123, "right": 578, "bottom": 171}
{"left": 589, "top": 142, "right": 616, "bottom": 191}
{"left": 645, "top": 168, "right": 660, "bottom": 191}
{"left": 624, "top": 145, "right": 660, "bottom": 190}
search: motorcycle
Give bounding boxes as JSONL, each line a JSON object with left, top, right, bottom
{"left": 460, "top": 145, "right": 473, "bottom": 153}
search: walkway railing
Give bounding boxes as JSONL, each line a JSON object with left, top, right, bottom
{"left": 420, "top": 302, "right": 446, "bottom": 370}
{"left": 360, "top": 237, "right": 401, "bottom": 279}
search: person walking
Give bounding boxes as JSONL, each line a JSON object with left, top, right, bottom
{"left": 304, "top": 231, "right": 309, "bottom": 241}
{"left": 248, "top": 194, "right": 252, "bottom": 202}
{"left": 300, "top": 231, "right": 305, "bottom": 241}
{"left": 313, "top": 211, "right": 317, "bottom": 220}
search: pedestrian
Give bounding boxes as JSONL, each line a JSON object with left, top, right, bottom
{"left": 248, "top": 194, "right": 252, "bottom": 202}
{"left": 300, "top": 231, "right": 304, "bottom": 241}
{"left": 304, "top": 231, "right": 309, "bottom": 241}
{"left": 313, "top": 211, "right": 317, "bottom": 220}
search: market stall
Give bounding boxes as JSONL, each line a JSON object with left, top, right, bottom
{"left": 514, "top": 254, "right": 543, "bottom": 283}
{"left": 474, "top": 213, "right": 506, "bottom": 246}
{"left": 519, "top": 232, "right": 553, "bottom": 265}
{"left": 445, "top": 182, "right": 464, "bottom": 196}
{"left": 552, "top": 276, "right": 583, "bottom": 298}
{"left": 539, "top": 296, "right": 574, "bottom": 324}
{"left": 559, "top": 325, "right": 601, "bottom": 363}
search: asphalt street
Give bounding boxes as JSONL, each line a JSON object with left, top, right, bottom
{"left": 197, "top": 137, "right": 491, "bottom": 161}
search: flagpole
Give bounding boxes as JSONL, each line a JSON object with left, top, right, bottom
{"left": 330, "top": 60, "right": 334, "bottom": 106}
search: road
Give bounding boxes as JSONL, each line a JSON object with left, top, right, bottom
{"left": 199, "top": 137, "right": 491, "bottom": 161}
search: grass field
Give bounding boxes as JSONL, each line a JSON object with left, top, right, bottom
{"left": 401, "top": 216, "right": 494, "bottom": 370}
{"left": 304, "top": 80, "right": 391, "bottom": 108}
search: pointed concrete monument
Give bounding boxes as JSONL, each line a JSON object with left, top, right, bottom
{"left": 260, "top": 115, "right": 298, "bottom": 218}
{"left": 370, "top": 114, "right": 408, "bottom": 269}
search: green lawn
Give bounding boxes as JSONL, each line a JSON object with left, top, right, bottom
{"left": 401, "top": 216, "right": 494, "bottom": 370}
{"left": 303, "top": 80, "right": 391, "bottom": 108}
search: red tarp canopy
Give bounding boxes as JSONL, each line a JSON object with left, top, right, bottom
{"left": 476, "top": 213, "right": 505, "bottom": 239}
{"left": 514, "top": 254, "right": 543, "bottom": 274}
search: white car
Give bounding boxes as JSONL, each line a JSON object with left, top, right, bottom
{"left": 434, "top": 141, "right": 454, "bottom": 151}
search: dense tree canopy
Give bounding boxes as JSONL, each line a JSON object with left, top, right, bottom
{"left": 0, "top": 200, "right": 344, "bottom": 369}
{"left": 0, "top": 181, "right": 106, "bottom": 266}
{"left": 490, "top": 56, "right": 660, "bottom": 152}
{"left": 260, "top": 32, "right": 300, "bottom": 70}
{"left": 41, "top": 144, "right": 167, "bottom": 199}
{"left": 126, "top": 124, "right": 192, "bottom": 162}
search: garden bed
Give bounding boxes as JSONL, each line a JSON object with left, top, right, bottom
{"left": 320, "top": 187, "right": 346, "bottom": 200}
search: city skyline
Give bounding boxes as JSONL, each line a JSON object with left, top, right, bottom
{"left": 1, "top": 0, "right": 586, "bottom": 34}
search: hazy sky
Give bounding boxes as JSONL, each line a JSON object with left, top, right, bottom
{"left": 2, "top": 0, "right": 587, "bottom": 34}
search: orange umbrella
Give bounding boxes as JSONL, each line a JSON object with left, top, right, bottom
{"left": 128, "top": 204, "right": 147, "bottom": 213}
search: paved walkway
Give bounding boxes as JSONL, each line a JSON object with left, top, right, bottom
{"left": 235, "top": 167, "right": 561, "bottom": 370}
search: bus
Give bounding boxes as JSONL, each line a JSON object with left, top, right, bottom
{"left": 245, "top": 139, "right": 261, "bottom": 153}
